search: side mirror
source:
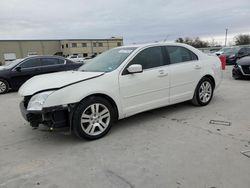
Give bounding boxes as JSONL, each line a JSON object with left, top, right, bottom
{"left": 127, "top": 64, "right": 143, "bottom": 74}
{"left": 15, "top": 67, "right": 21, "bottom": 72}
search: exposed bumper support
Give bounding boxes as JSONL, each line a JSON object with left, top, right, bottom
{"left": 20, "top": 101, "right": 69, "bottom": 128}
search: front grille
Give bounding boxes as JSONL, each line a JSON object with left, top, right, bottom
{"left": 23, "top": 96, "right": 31, "bottom": 108}
{"left": 241, "top": 65, "right": 250, "bottom": 74}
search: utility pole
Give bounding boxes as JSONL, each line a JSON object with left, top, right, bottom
{"left": 224, "top": 28, "right": 228, "bottom": 47}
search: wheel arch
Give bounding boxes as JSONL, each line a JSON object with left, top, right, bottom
{"left": 79, "top": 93, "right": 119, "bottom": 120}
{"left": 0, "top": 77, "right": 11, "bottom": 89}
{"left": 202, "top": 74, "right": 216, "bottom": 89}
{"left": 192, "top": 74, "right": 216, "bottom": 98}
{"left": 191, "top": 74, "right": 215, "bottom": 106}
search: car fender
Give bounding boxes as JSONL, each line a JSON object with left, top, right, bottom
{"left": 43, "top": 73, "right": 124, "bottom": 119}
{"left": 199, "top": 56, "right": 223, "bottom": 89}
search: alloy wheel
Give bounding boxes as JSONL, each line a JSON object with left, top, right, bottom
{"left": 199, "top": 81, "right": 212, "bottom": 103}
{"left": 0, "top": 81, "right": 7, "bottom": 94}
{"left": 80, "top": 103, "right": 110, "bottom": 136}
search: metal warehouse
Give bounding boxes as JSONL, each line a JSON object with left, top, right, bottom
{"left": 0, "top": 37, "right": 123, "bottom": 64}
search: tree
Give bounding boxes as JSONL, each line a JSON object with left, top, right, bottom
{"left": 209, "top": 38, "right": 221, "bottom": 47}
{"left": 234, "top": 34, "right": 250, "bottom": 45}
{"left": 175, "top": 37, "right": 209, "bottom": 48}
{"left": 175, "top": 38, "right": 184, "bottom": 43}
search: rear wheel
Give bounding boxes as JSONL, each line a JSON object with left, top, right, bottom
{"left": 192, "top": 77, "right": 214, "bottom": 106}
{"left": 72, "top": 96, "right": 115, "bottom": 140}
{"left": 0, "top": 79, "right": 9, "bottom": 94}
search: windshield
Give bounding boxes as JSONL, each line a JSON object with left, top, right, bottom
{"left": 79, "top": 47, "right": 136, "bottom": 72}
{"left": 2, "top": 59, "right": 24, "bottom": 69}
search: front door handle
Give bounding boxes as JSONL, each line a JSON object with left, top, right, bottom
{"left": 194, "top": 65, "right": 201, "bottom": 70}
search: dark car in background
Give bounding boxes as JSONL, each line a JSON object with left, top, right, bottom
{"left": 0, "top": 56, "right": 83, "bottom": 94}
{"left": 238, "top": 47, "right": 250, "bottom": 58}
{"left": 232, "top": 56, "right": 250, "bottom": 79}
{"left": 215, "top": 47, "right": 250, "bottom": 65}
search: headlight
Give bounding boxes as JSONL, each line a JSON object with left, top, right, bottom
{"left": 27, "top": 91, "right": 55, "bottom": 111}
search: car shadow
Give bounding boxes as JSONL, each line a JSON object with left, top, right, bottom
{"left": 26, "top": 101, "right": 193, "bottom": 146}
{"left": 26, "top": 97, "right": 219, "bottom": 146}
{"left": 236, "top": 77, "right": 250, "bottom": 81}
{"left": 109, "top": 101, "right": 195, "bottom": 134}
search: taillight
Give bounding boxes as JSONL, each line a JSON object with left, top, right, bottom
{"left": 219, "top": 55, "right": 226, "bottom": 70}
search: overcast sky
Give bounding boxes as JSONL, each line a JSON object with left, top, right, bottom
{"left": 0, "top": 0, "right": 249, "bottom": 44}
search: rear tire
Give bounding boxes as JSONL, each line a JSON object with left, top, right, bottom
{"left": 192, "top": 77, "right": 214, "bottom": 106}
{"left": 0, "top": 79, "right": 9, "bottom": 94}
{"left": 72, "top": 96, "right": 115, "bottom": 140}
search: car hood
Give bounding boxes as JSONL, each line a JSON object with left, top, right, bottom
{"left": 237, "top": 56, "right": 250, "bottom": 66}
{"left": 19, "top": 71, "right": 104, "bottom": 96}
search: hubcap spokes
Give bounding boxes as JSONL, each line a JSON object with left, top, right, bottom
{"left": 0, "top": 81, "right": 6, "bottom": 93}
{"left": 80, "top": 103, "right": 110, "bottom": 136}
{"left": 199, "top": 81, "right": 212, "bottom": 103}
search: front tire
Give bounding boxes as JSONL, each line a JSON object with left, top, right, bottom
{"left": 0, "top": 79, "right": 9, "bottom": 94}
{"left": 192, "top": 77, "right": 214, "bottom": 106}
{"left": 72, "top": 96, "right": 115, "bottom": 140}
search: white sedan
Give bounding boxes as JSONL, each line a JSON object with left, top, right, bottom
{"left": 66, "top": 55, "right": 85, "bottom": 63}
{"left": 19, "top": 43, "right": 223, "bottom": 140}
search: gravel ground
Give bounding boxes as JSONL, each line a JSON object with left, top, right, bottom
{"left": 0, "top": 66, "right": 250, "bottom": 188}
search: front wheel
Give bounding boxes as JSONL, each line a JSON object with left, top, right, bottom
{"left": 72, "top": 96, "right": 115, "bottom": 140}
{"left": 192, "top": 78, "right": 214, "bottom": 106}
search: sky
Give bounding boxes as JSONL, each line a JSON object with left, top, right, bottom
{"left": 0, "top": 0, "right": 249, "bottom": 45}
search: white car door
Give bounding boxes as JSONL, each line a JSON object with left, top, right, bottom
{"left": 166, "top": 46, "right": 202, "bottom": 104}
{"left": 119, "top": 46, "right": 170, "bottom": 117}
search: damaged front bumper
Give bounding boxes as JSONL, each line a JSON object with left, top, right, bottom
{"left": 20, "top": 101, "right": 70, "bottom": 129}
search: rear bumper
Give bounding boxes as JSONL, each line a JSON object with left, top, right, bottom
{"left": 19, "top": 101, "right": 69, "bottom": 128}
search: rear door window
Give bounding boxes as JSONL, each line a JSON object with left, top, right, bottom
{"left": 41, "top": 58, "right": 60, "bottom": 66}
{"left": 58, "top": 59, "right": 65, "bottom": 64}
{"left": 166, "top": 46, "right": 198, "bottom": 64}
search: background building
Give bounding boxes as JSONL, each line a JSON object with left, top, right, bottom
{"left": 61, "top": 38, "right": 123, "bottom": 57}
{"left": 0, "top": 37, "right": 123, "bottom": 64}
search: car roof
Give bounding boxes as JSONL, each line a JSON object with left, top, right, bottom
{"left": 118, "top": 42, "right": 206, "bottom": 59}
{"left": 118, "top": 42, "right": 191, "bottom": 49}
{"left": 24, "top": 55, "right": 65, "bottom": 60}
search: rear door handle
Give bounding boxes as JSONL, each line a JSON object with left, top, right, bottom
{"left": 194, "top": 65, "right": 201, "bottom": 70}
{"left": 158, "top": 70, "right": 168, "bottom": 77}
